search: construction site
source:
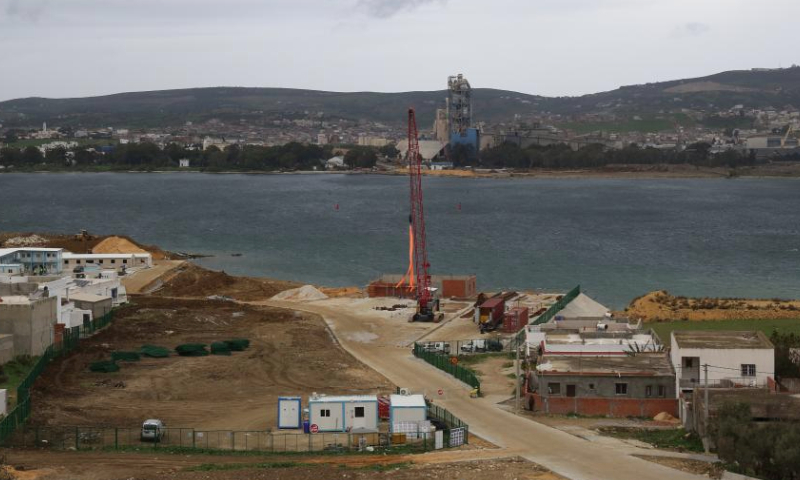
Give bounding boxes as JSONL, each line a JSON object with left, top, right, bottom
{"left": 0, "top": 79, "right": 737, "bottom": 480}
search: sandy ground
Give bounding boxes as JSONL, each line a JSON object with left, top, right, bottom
{"left": 29, "top": 297, "right": 391, "bottom": 430}
{"left": 121, "top": 260, "right": 185, "bottom": 294}
{"left": 625, "top": 290, "right": 800, "bottom": 322}
{"left": 0, "top": 451, "right": 563, "bottom": 480}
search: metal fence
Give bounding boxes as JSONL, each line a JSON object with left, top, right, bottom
{"left": 413, "top": 344, "right": 481, "bottom": 395}
{"left": 6, "top": 423, "right": 466, "bottom": 452}
{"left": 0, "top": 311, "right": 116, "bottom": 445}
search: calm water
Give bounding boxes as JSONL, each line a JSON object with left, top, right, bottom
{"left": 1, "top": 173, "right": 798, "bottom": 308}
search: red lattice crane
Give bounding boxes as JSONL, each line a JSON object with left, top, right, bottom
{"left": 398, "top": 108, "right": 438, "bottom": 321}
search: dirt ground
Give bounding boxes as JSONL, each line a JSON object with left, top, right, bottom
{"left": 0, "top": 451, "right": 561, "bottom": 480}
{"left": 635, "top": 455, "right": 724, "bottom": 479}
{"left": 29, "top": 297, "right": 391, "bottom": 430}
{"left": 624, "top": 290, "right": 800, "bottom": 322}
{"left": 151, "top": 263, "right": 300, "bottom": 301}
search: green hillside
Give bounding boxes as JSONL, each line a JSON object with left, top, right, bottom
{"left": 1, "top": 67, "right": 798, "bottom": 129}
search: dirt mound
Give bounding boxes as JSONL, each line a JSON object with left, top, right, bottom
{"left": 153, "top": 264, "right": 298, "bottom": 301}
{"left": 653, "top": 412, "right": 680, "bottom": 423}
{"left": 92, "top": 236, "right": 149, "bottom": 254}
{"left": 272, "top": 285, "right": 328, "bottom": 301}
{"left": 626, "top": 290, "right": 800, "bottom": 322}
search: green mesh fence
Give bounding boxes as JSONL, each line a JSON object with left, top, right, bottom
{"left": 412, "top": 344, "right": 481, "bottom": 395}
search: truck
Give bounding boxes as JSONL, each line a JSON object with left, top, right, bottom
{"left": 141, "top": 419, "right": 165, "bottom": 442}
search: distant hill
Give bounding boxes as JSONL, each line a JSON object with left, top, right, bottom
{"left": 1, "top": 67, "right": 798, "bottom": 129}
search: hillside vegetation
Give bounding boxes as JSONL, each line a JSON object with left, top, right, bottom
{"left": 1, "top": 67, "right": 799, "bottom": 128}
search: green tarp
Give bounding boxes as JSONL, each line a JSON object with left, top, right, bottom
{"left": 111, "top": 351, "right": 140, "bottom": 362}
{"left": 224, "top": 339, "right": 250, "bottom": 351}
{"left": 140, "top": 345, "right": 170, "bottom": 358}
{"left": 89, "top": 360, "right": 120, "bottom": 373}
{"left": 175, "top": 344, "right": 209, "bottom": 357}
{"left": 210, "top": 342, "right": 232, "bottom": 356}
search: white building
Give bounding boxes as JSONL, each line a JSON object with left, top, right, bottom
{"left": 670, "top": 330, "right": 775, "bottom": 396}
{"left": 179, "top": 159, "right": 190, "bottom": 168}
{"left": 325, "top": 156, "right": 346, "bottom": 170}
{"left": 389, "top": 394, "right": 427, "bottom": 432}
{"left": 307, "top": 394, "right": 379, "bottom": 432}
{"left": 0, "top": 248, "right": 64, "bottom": 275}
{"left": 63, "top": 252, "right": 152, "bottom": 270}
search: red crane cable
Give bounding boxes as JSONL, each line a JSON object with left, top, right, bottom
{"left": 407, "top": 108, "right": 431, "bottom": 309}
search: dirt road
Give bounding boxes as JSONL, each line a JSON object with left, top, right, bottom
{"left": 122, "top": 260, "right": 185, "bottom": 294}
{"left": 258, "top": 299, "right": 707, "bottom": 480}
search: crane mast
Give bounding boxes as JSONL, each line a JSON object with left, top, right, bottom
{"left": 406, "top": 108, "right": 437, "bottom": 321}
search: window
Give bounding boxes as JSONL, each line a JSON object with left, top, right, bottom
{"left": 588, "top": 383, "right": 595, "bottom": 391}
{"left": 684, "top": 358, "right": 694, "bottom": 368}
{"left": 320, "top": 409, "right": 331, "bottom": 418}
{"left": 658, "top": 386, "right": 666, "bottom": 397}
{"left": 111, "top": 259, "right": 116, "bottom": 264}
{"left": 123, "top": 259, "right": 128, "bottom": 264}
{"left": 566, "top": 385, "right": 577, "bottom": 397}
{"left": 99, "top": 260, "right": 104, "bottom": 264}
{"left": 645, "top": 386, "right": 653, "bottom": 398}
{"left": 64, "top": 260, "right": 69, "bottom": 265}
{"left": 547, "top": 383, "right": 561, "bottom": 395}
{"left": 354, "top": 407, "right": 365, "bottom": 418}
{"left": 76, "top": 260, "right": 81, "bottom": 264}
{"left": 615, "top": 383, "right": 628, "bottom": 395}
{"left": 741, "top": 364, "right": 756, "bottom": 377}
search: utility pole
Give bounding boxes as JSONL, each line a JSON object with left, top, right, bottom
{"left": 703, "top": 363, "right": 709, "bottom": 452}
{"left": 515, "top": 343, "right": 521, "bottom": 414}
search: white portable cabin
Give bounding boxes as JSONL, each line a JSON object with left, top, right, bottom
{"left": 389, "top": 394, "right": 427, "bottom": 432}
{"left": 277, "top": 397, "right": 302, "bottom": 429}
{"left": 307, "top": 395, "right": 379, "bottom": 432}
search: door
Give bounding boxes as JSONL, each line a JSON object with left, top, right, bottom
{"left": 350, "top": 405, "right": 367, "bottom": 430}
{"left": 566, "top": 385, "right": 577, "bottom": 397}
{"left": 279, "top": 400, "right": 299, "bottom": 428}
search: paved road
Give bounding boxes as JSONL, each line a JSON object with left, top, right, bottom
{"left": 259, "top": 299, "right": 706, "bottom": 480}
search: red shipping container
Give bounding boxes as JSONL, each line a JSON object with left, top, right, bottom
{"left": 503, "top": 307, "right": 529, "bottom": 333}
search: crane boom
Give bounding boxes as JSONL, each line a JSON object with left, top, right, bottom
{"left": 407, "top": 109, "right": 435, "bottom": 320}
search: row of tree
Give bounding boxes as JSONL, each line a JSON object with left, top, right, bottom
{"left": 0, "top": 142, "right": 392, "bottom": 171}
{"left": 452, "top": 141, "right": 759, "bottom": 169}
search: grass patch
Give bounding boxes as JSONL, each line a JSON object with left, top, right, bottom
{"left": 506, "top": 373, "right": 518, "bottom": 379}
{"left": 598, "top": 427, "right": 704, "bottom": 453}
{"left": 0, "top": 355, "right": 39, "bottom": 406}
{"left": 358, "top": 462, "right": 412, "bottom": 471}
{"left": 187, "top": 462, "right": 304, "bottom": 472}
{"left": 649, "top": 318, "right": 800, "bottom": 341}
{"left": 456, "top": 353, "right": 507, "bottom": 366}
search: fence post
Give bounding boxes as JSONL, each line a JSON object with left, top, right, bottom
{"left": 115, "top": 428, "right": 118, "bottom": 450}
{"left": 192, "top": 429, "right": 196, "bottom": 449}
{"left": 75, "top": 427, "right": 79, "bottom": 450}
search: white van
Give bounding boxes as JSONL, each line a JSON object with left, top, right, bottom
{"left": 422, "top": 342, "right": 450, "bottom": 354}
{"left": 141, "top": 419, "right": 165, "bottom": 442}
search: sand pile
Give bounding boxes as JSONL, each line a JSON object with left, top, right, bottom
{"left": 272, "top": 285, "right": 328, "bottom": 301}
{"left": 92, "top": 236, "right": 149, "bottom": 254}
{"left": 653, "top": 412, "right": 680, "bottom": 424}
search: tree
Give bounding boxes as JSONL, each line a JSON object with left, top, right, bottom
{"left": 344, "top": 147, "right": 377, "bottom": 169}
{"left": 378, "top": 143, "right": 399, "bottom": 159}
{"left": 3, "top": 130, "right": 18, "bottom": 144}
{"left": 0, "top": 146, "right": 21, "bottom": 166}
{"left": 21, "top": 146, "right": 43, "bottom": 165}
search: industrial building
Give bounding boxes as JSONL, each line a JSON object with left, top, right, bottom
{"left": 277, "top": 396, "right": 302, "bottom": 429}
{"left": 62, "top": 252, "right": 152, "bottom": 270}
{"left": 0, "top": 295, "right": 57, "bottom": 357}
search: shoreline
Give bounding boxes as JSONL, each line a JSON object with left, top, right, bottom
{"left": 3, "top": 165, "right": 800, "bottom": 179}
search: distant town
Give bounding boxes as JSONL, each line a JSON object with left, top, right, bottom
{"left": 1, "top": 69, "right": 799, "bottom": 173}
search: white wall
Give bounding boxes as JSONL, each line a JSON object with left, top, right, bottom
{"left": 391, "top": 406, "right": 426, "bottom": 424}
{"left": 309, "top": 402, "right": 344, "bottom": 432}
{"left": 671, "top": 344, "right": 774, "bottom": 394}
{"left": 309, "top": 400, "right": 378, "bottom": 432}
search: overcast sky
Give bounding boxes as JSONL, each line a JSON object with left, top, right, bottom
{"left": 1, "top": 0, "right": 798, "bottom": 101}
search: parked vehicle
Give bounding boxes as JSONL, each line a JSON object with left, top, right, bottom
{"left": 421, "top": 342, "right": 450, "bottom": 355}
{"left": 460, "top": 340, "right": 487, "bottom": 353}
{"left": 72, "top": 266, "right": 84, "bottom": 273}
{"left": 141, "top": 419, "right": 165, "bottom": 442}
{"left": 461, "top": 339, "right": 503, "bottom": 353}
